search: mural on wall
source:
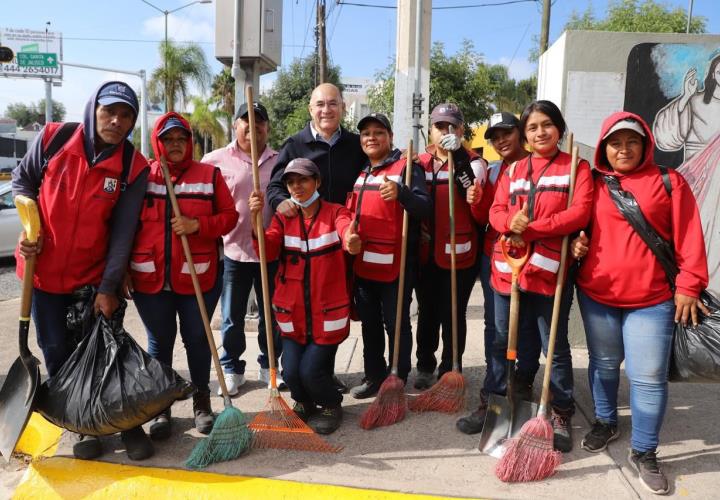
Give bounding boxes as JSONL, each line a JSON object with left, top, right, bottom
{"left": 625, "top": 43, "right": 720, "bottom": 295}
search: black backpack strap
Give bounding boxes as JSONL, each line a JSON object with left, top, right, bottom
{"left": 42, "top": 122, "right": 80, "bottom": 168}
{"left": 658, "top": 165, "right": 672, "bottom": 197}
{"left": 119, "top": 140, "right": 135, "bottom": 191}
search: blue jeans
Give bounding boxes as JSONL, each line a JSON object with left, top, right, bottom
{"left": 282, "top": 338, "right": 341, "bottom": 408}
{"left": 219, "top": 257, "right": 281, "bottom": 374}
{"left": 31, "top": 289, "right": 78, "bottom": 377}
{"left": 134, "top": 269, "right": 223, "bottom": 392}
{"left": 578, "top": 290, "right": 674, "bottom": 452}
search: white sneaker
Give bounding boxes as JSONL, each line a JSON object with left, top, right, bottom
{"left": 258, "top": 368, "right": 287, "bottom": 390}
{"left": 217, "top": 373, "right": 245, "bottom": 397}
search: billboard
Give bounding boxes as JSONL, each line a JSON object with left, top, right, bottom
{"left": 0, "top": 27, "right": 63, "bottom": 80}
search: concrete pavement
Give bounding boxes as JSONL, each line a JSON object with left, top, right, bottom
{"left": 1, "top": 284, "right": 719, "bottom": 499}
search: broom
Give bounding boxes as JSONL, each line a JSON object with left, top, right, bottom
{"left": 409, "top": 130, "right": 465, "bottom": 413}
{"left": 359, "top": 140, "right": 415, "bottom": 429}
{"left": 153, "top": 156, "right": 251, "bottom": 469}
{"left": 244, "top": 85, "right": 340, "bottom": 453}
{"left": 495, "top": 142, "right": 580, "bottom": 482}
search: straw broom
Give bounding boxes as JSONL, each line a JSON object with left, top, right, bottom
{"left": 151, "top": 155, "right": 251, "bottom": 469}
{"left": 360, "top": 140, "right": 415, "bottom": 430}
{"left": 409, "top": 133, "right": 465, "bottom": 413}
{"left": 244, "top": 85, "right": 340, "bottom": 453}
{"left": 495, "top": 142, "right": 579, "bottom": 482}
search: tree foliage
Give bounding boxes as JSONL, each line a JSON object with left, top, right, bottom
{"left": 367, "top": 41, "right": 537, "bottom": 139}
{"left": 565, "top": 0, "right": 707, "bottom": 33}
{"left": 261, "top": 55, "right": 343, "bottom": 148}
{"left": 149, "top": 41, "right": 211, "bottom": 112}
{"left": 210, "top": 67, "right": 235, "bottom": 143}
{"left": 5, "top": 99, "right": 66, "bottom": 126}
{"left": 185, "top": 96, "right": 225, "bottom": 159}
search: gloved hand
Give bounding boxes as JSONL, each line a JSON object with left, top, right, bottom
{"left": 439, "top": 133, "right": 461, "bottom": 151}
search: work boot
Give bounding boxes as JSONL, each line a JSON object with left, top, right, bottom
{"left": 551, "top": 407, "right": 573, "bottom": 453}
{"left": 628, "top": 449, "right": 670, "bottom": 495}
{"left": 413, "top": 370, "right": 434, "bottom": 390}
{"left": 149, "top": 408, "right": 172, "bottom": 441}
{"left": 333, "top": 374, "right": 349, "bottom": 394}
{"left": 292, "top": 401, "right": 318, "bottom": 423}
{"left": 308, "top": 405, "right": 343, "bottom": 435}
{"left": 456, "top": 393, "right": 489, "bottom": 435}
{"left": 193, "top": 390, "right": 215, "bottom": 434}
{"left": 350, "top": 378, "right": 382, "bottom": 399}
{"left": 581, "top": 420, "right": 619, "bottom": 453}
{"left": 120, "top": 426, "right": 154, "bottom": 461}
{"left": 73, "top": 434, "right": 103, "bottom": 460}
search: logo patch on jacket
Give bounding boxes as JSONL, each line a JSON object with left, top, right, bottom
{"left": 103, "top": 177, "right": 118, "bottom": 193}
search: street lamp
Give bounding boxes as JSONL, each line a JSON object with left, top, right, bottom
{"left": 141, "top": 0, "right": 212, "bottom": 111}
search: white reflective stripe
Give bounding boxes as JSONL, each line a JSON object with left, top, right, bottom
{"left": 537, "top": 174, "right": 570, "bottom": 188}
{"left": 363, "top": 250, "right": 394, "bottom": 264}
{"left": 147, "top": 182, "right": 166, "bottom": 195}
{"left": 425, "top": 172, "right": 434, "bottom": 181}
{"left": 509, "top": 178, "right": 530, "bottom": 193}
{"left": 130, "top": 260, "right": 156, "bottom": 273}
{"left": 324, "top": 317, "right": 348, "bottom": 332}
{"left": 146, "top": 182, "right": 214, "bottom": 196}
{"left": 445, "top": 241, "right": 472, "bottom": 254}
{"left": 362, "top": 174, "right": 403, "bottom": 185}
{"left": 529, "top": 252, "right": 560, "bottom": 273}
{"left": 435, "top": 171, "right": 449, "bottom": 180}
{"left": 181, "top": 262, "right": 211, "bottom": 274}
{"left": 283, "top": 231, "right": 339, "bottom": 253}
{"left": 494, "top": 260, "right": 512, "bottom": 273}
{"left": 277, "top": 321, "right": 294, "bottom": 333}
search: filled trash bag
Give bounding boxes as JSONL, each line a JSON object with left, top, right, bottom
{"left": 669, "top": 291, "right": 720, "bottom": 383}
{"left": 38, "top": 302, "right": 195, "bottom": 435}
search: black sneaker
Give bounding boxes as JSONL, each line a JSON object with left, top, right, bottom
{"left": 581, "top": 420, "right": 619, "bottom": 453}
{"left": 414, "top": 371, "right": 434, "bottom": 390}
{"left": 73, "top": 434, "right": 103, "bottom": 460}
{"left": 149, "top": 408, "right": 172, "bottom": 441}
{"left": 292, "top": 401, "right": 318, "bottom": 423}
{"left": 551, "top": 407, "right": 573, "bottom": 453}
{"left": 350, "top": 379, "right": 382, "bottom": 399}
{"left": 333, "top": 375, "right": 349, "bottom": 394}
{"left": 308, "top": 406, "right": 343, "bottom": 435}
{"left": 120, "top": 426, "right": 154, "bottom": 461}
{"left": 628, "top": 449, "right": 670, "bottom": 495}
{"left": 456, "top": 395, "right": 489, "bottom": 435}
{"left": 193, "top": 390, "right": 215, "bottom": 434}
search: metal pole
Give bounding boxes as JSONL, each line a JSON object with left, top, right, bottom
{"left": 44, "top": 78, "right": 52, "bottom": 124}
{"left": 540, "top": 0, "right": 551, "bottom": 55}
{"left": 686, "top": 0, "right": 694, "bottom": 33}
{"left": 232, "top": 0, "right": 246, "bottom": 119}
{"left": 412, "top": 0, "right": 423, "bottom": 147}
{"left": 164, "top": 11, "right": 169, "bottom": 111}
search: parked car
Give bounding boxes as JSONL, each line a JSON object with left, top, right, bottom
{"left": 0, "top": 182, "right": 21, "bottom": 258}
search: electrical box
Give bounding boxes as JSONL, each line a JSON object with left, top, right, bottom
{"left": 215, "top": 0, "right": 282, "bottom": 74}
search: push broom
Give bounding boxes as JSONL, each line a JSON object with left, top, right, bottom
{"left": 409, "top": 131, "right": 465, "bottom": 413}
{"left": 495, "top": 142, "right": 580, "bottom": 482}
{"left": 360, "top": 140, "right": 414, "bottom": 429}
{"left": 244, "top": 85, "right": 340, "bottom": 453}
{"left": 152, "top": 156, "right": 252, "bottom": 469}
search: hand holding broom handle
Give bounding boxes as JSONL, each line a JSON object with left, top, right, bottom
{"left": 158, "top": 157, "right": 232, "bottom": 406}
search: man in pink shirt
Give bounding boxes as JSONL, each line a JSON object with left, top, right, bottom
{"left": 202, "top": 101, "right": 282, "bottom": 395}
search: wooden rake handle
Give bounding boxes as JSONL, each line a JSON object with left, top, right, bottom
{"left": 446, "top": 127, "right": 460, "bottom": 371}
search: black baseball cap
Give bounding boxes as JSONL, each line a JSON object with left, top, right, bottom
{"left": 282, "top": 158, "right": 321, "bottom": 181}
{"left": 484, "top": 112, "right": 520, "bottom": 139}
{"left": 358, "top": 113, "right": 392, "bottom": 132}
{"left": 430, "top": 103, "right": 463, "bottom": 127}
{"left": 235, "top": 101, "right": 269, "bottom": 122}
{"left": 97, "top": 82, "right": 139, "bottom": 115}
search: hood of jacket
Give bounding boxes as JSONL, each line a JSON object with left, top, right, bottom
{"left": 83, "top": 80, "right": 138, "bottom": 165}
{"left": 594, "top": 111, "right": 656, "bottom": 177}
{"left": 151, "top": 111, "right": 194, "bottom": 174}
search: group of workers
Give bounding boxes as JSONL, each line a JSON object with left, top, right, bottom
{"left": 11, "top": 78, "right": 709, "bottom": 496}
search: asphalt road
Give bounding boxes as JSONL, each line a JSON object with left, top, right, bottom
{"left": 0, "top": 258, "right": 20, "bottom": 302}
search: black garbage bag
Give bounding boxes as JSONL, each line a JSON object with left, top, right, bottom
{"left": 669, "top": 291, "right": 720, "bottom": 383}
{"left": 38, "top": 302, "right": 195, "bottom": 435}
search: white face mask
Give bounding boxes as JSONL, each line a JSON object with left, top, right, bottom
{"left": 290, "top": 189, "right": 320, "bottom": 208}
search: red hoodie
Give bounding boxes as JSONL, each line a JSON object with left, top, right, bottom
{"left": 576, "top": 111, "right": 708, "bottom": 308}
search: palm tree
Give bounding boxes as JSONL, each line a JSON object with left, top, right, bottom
{"left": 185, "top": 96, "right": 225, "bottom": 158}
{"left": 149, "top": 41, "right": 211, "bottom": 112}
{"left": 211, "top": 68, "right": 235, "bottom": 143}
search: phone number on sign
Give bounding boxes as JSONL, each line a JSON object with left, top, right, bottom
{"left": 1, "top": 63, "right": 61, "bottom": 76}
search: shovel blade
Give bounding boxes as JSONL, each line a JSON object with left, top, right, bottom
{"left": 478, "top": 393, "right": 538, "bottom": 458}
{"left": 0, "top": 356, "right": 40, "bottom": 462}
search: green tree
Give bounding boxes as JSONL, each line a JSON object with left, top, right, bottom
{"left": 210, "top": 67, "right": 235, "bottom": 143}
{"left": 185, "top": 96, "right": 225, "bottom": 158}
{"left": 5, "top": 99, "right": 65, "bottom": 126}
{"left": 566, "top": 0, "right": 706, "bottom": 33}
{"left": 262, "top": 55, "right": 343, "bottom": 148}
{"left": 149, "top": 41, "right": 211, "bottom": 112}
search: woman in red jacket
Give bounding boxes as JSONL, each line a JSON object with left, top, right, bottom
{"left": 489, "top": 100, "right": 593, "bottom": 453}
{"left": 249, "top": 158, "right": 357, "bottom": 435}
{"left": 128, "top": 113, "right": 238, "bottom": 439}
{"left": 572, "top": 112, "right": 708, "bottom": 495}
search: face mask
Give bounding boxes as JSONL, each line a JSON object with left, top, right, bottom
{"left": 290, "top": 189, "right": 320, "bottom": 208}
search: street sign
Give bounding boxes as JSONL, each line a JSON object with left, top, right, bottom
{"left": 16, "top": 52, "right": 57, "bottom": 68}
{"left": 0, "top": 27, "right": 63, "bottom": 80}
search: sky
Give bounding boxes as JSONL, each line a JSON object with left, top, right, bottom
{"left": 0, "top": 0, "right": 718, "bottom": 122}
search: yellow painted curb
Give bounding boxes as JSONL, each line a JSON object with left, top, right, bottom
{"left": 14, "top": 457, "right": 478, "bottom": 500}
{"left": 15, "top": 413, "right": 61, "bottom": 458}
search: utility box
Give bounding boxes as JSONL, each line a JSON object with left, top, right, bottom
{"left": 215, "top": 0, "right": 282, "bottom": 74}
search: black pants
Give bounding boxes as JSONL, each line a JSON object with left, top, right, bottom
{"left": 282, "top": 337, "right": 341, "bottom": 407}
{"left": 415, "top": 260, "right": 478, "bottom": 377}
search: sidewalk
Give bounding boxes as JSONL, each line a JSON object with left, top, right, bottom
{"left": 1, "top": 284, "right": 718, "bottom": 499}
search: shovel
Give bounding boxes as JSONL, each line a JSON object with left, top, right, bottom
{"left": 478, "top": 236, "right": 537, "bottom": 458}
{"left": 0, "top": 195, "right": 41, "bottom": 462}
